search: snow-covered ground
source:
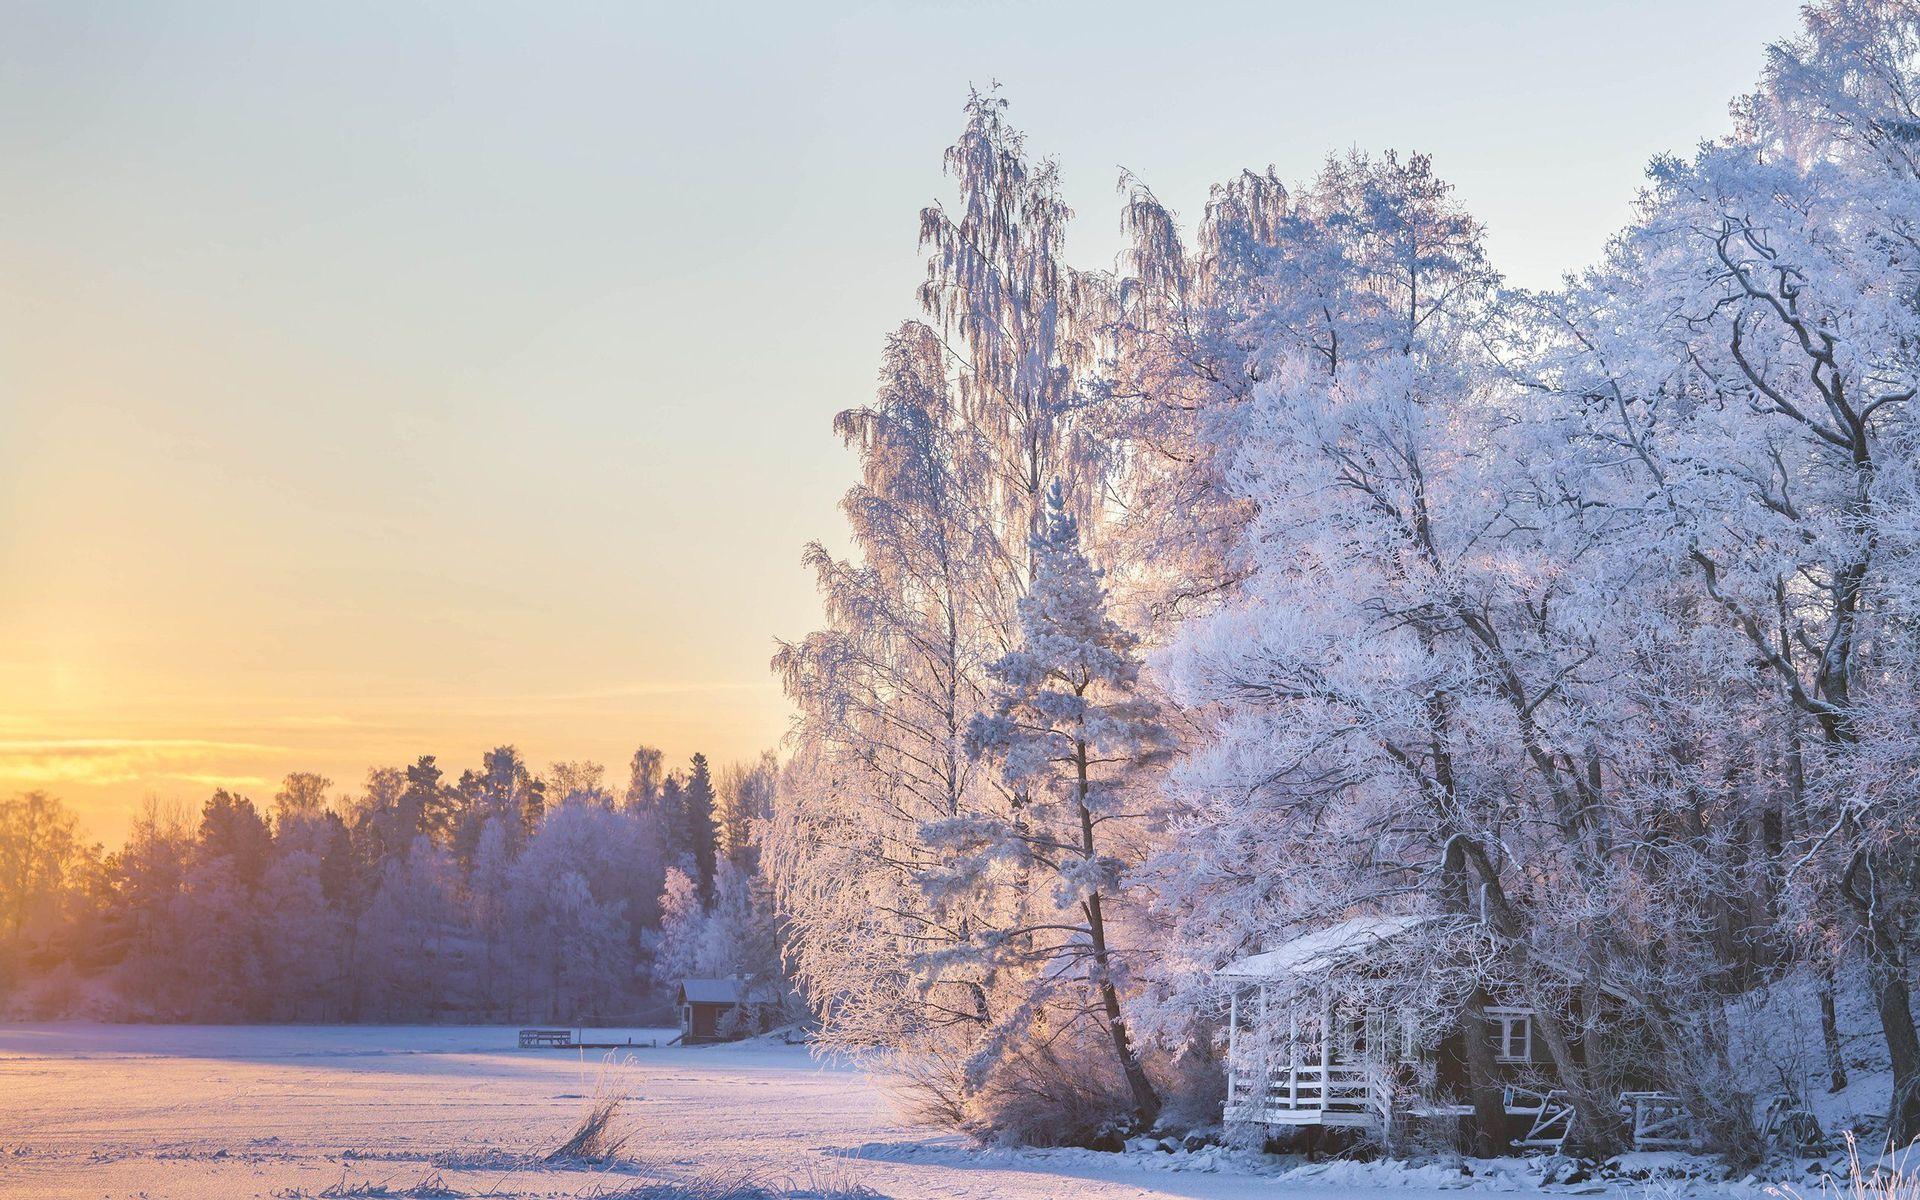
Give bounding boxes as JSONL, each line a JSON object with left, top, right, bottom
{"left": 0, "top": 1024, "right": 1789, "bottom": 1200}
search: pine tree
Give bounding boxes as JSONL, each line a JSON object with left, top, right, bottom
{"left": 452, "top": 746, "right": 545, "bottom": 865}
{"left": 657, "top": 772, "right": 687, "bottom": 871}
{"left": 684, "top": 754, "right": 718, "bottom": 906}
{"left": 399, "top": 756, "right": 451, "bottom": 843}
{"left": 196, "top": 790, "right": 273, "bottom": 889}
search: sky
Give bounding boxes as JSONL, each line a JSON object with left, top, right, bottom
{"left": 1, "top": 0, "right": 1805, "bottom": 844}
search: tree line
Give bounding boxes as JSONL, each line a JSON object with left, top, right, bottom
{"left": 0, "top": 746, "right": 783, "bottom": 1023}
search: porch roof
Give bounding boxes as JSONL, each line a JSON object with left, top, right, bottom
{"left": 1216, "top": 914, "right": 1444, "bottom": 981}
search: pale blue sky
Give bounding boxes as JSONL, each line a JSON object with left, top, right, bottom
{"left": 0, "top": 0, "right": 1804, "bottom": 838}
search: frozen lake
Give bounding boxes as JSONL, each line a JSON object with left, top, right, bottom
{"left": 0, "top": 1023, "right": 1316, "bottom": 1199}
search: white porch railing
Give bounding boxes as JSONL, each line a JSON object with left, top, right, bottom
{"left": 1225, "top": 1064, "right": 1378, "bottom": 1126}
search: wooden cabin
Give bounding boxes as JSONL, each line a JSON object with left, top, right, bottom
{"left": 1218, "top": 915, "right": 1678, "bottom": 1150}
{"left": 676, "top": 976, "right": 779, "bottom": 1044}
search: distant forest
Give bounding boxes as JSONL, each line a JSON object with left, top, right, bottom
{"left": 0, "top": 747, "right": 784, "bottom": 1023}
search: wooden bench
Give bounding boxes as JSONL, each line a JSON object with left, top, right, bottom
{"left": 518, "top": 1028, "right": 574, "bottom": 1048}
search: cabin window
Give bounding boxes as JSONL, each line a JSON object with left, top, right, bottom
{"left": 1337, "top": 1014, "right": 1366, "bottom": 1060}
{"left": 1487, "top": 1007, "right": 1533, "bottom": 1062}
{"left": 1334, "top": 1011, "right": 1416, "bottom": 1063}
{"left": 1362, "top": 1011, "right": 1390, "bottom": 1060}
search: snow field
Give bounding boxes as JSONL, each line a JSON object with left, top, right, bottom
{"left": 0, "top": 1023, "right": 1825, "bottom": 1200}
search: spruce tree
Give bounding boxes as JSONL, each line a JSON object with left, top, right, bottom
{"left": 964, "top": 480, "right": 1171, "bottom": 1129}
{"left": 684, "top": 754, "right": 718, "bottom": 906}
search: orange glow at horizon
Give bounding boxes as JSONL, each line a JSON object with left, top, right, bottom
{"left": 0, "top": 669, "right": 795, "bottom": 845}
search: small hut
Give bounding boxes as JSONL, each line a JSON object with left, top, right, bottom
{"left": 1217, "top": 915, "right": 1673, "bottom": 1150}
{"left": 675, "top": 976, "right": 779, "bottom": 1044}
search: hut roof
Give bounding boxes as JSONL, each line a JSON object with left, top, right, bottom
{"left": 678, "top": 976, "right": 777, "bottom": 1006}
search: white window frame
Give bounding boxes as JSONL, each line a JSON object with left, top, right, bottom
{"left": 1486, "top": 1007, "right": 1533, "bottom": 1063}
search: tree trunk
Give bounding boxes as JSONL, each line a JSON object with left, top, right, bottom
{"left": 1528, "top": 999, "right": 1625, "bottom": 1157}
{"left": 1458, "top": 992, "right": 1510, "bottom": 1154}
{"left": 1868, "top": 960, "right": 1920, "bottom": 1144}
{"left": 1440, "top": 837, "right": 1508, "bottom": 1152}
{"left": 1820, "top": 967, "right": 1849, "bottom": 1094}
{"left": 1849, "top": 862, "right": 1920, "bottom": 1144}
{"left": 1076, "top": 738, "right": 1160, "bottom": 1129}
{"left": 1087, "top": 890, "right": 1161, "bottom": 1129}
{"left": 1456, "top": 836, "right": 1625, "bottom": 1156}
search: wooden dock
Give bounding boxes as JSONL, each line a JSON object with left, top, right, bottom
{"left": 517, "top": 1028, "right": 659, "bottom": 1050}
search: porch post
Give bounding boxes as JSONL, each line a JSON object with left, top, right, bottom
{"left": 1320, "top": 989, "right": 1334, "bottom": 1113}
{"left": 1227, "top": 989, "right": 1239, "bottom": 1106}
{"left": 1288, "top": 999, "right": 1299, "bottom": 1110}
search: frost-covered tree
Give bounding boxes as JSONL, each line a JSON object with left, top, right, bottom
{"left": 547, "top": 760, "right": 612, "bottom": 807}
{"left": 770, "top": 320, "right": 1012, "bottom": 1061}
{"left": 1152, "top": 148, "right": 1671, "bottom": 1151}
{"left": 716, "top": 752, "right": 776, "bottom": 874}
{"left": 652, "top": 867, "right": 728, "bottom": 983}
{"left": 468, "top": 817, "right": 515, "bottom": 1016}
{"left": 100, "top": 801, "right": 195, "bottom": 1016}
{"left": 347, "top": 765, "right": 414, "bottom": 872}
{"left": 918, "top": 88, "right": 1104, "bottom": 555}
{"left": 771, "top": 96, "right": 1136, "bottom": 1125}
{"left": 0, "top": 792, "right": 80, "bottom": 945}
{"left": 956, "top": 480, "right": 1172, "bottom": 1127}
{"left": 266, "top": 783, "right": 353, "bottom": 1020}
{"left": 355, "top": 836, "right": 467, "bottom": 1020}
{"left": 261, "top": 845, "right": 346, "bottom": 1020}
{"left": 272, "top": 772, "right": 332, "bottom": 821}
{"left": 625, "top": 745, "right": 665, "bottom": 814}
{"left": 0, "top": 791, "right": 87, "bottom": 1003}
{"left": 1100, "top": 167, "right": 1290, "bottom": 620}
{"left": 176, "top": 792, "right": 275, "bottom": 1019}
{"left": 505, "top": 792, "right": 666, "bottom": 1016}
{"left": 1524, "top": 0, "right": 1920, "bottom": 1141}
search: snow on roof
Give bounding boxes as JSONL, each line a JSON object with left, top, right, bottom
{"left": 1216, "top": 914, "right": 1444, "bottom": 980}
{"left": 679, "top": 977, "right": 775, "bottom": 1005}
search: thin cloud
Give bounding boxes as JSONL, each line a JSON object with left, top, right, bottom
{"left": 167, "top": 773, "right": 274, "bottom": 788}
{"left": 0, "top": 738, "right": 285, "bottom": 752}
{"left": 0, "top": 738, "right": 288, "bottom": 788}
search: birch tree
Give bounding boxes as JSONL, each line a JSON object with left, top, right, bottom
{"left": 770, "top": 322, "right": 1010, "bottom": 1056}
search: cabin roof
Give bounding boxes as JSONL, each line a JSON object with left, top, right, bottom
{"left": 678, "top": 976, "right": 776, "bottom": 1006}
{"left": 1216, "top": 914, "right": 1444, "bottom": 980}
{"left": 1216, "top": 915, "right": 1640, "bottom": 1003}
